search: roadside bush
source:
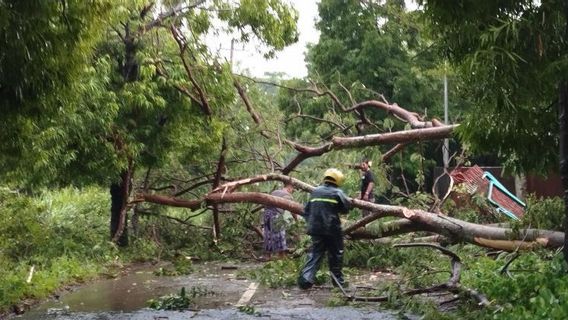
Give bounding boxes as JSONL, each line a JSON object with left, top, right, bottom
{"left": 0, "top": 187, "right": 115, "bottom": 312}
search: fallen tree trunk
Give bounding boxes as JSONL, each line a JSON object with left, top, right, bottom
{"left": 139, "top": 190, "right": 564, "bottom": 250}
{"left": 346, "top": 219, "right": 433, "bottom": 240}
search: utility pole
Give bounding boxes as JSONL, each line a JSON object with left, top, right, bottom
{"left": 229, "top": 38, "right": 235, "bottom": 70}
{"left": 443, "top": 73, "right": 449, "bottom": 168}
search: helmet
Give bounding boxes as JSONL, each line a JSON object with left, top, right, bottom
{"left": 323, "top": 168, "right": 345, "bottom": 186}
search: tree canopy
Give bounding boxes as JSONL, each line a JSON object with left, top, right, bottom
{"left": 420, "top": 0, "right": 568, "bottom": 173}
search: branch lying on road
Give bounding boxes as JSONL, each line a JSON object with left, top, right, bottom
{"left": 332, "top": 243, "right": 491, "bottom": 307}
{"left": 138, "top": 186, "right": 565, "bottom": 250}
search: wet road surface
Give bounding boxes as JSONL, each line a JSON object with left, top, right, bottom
{"left": 13, "top": 262, "right": 410, "bottom": 320}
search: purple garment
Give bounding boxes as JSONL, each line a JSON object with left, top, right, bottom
{"left": 263, "top": 189, "right": 292, "bottom": 253}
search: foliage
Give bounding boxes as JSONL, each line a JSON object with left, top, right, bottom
{"left": 1, "top": 2, "right": 566, "bottom": 320}
{"left": 307, "top": 0, "right": 443, "bottom": 113}
{"left": 0, "top": 0, "right": 301, "bottom": 203}
{"left": 0, "top": 187, "right": 113, "bottom": 263}
{"left": 357, "top": 240, "right": 568, "bottom": 320}
{"left": 243, "top": 259, "right": 301, "bottom": 288}
{"left": 0, "top": 187, "right": 116, "bottom": 311}
{"left": 147, "top": 287, "right": 189, "bottom": 311}
{"left": 0, "top": 0, "right": 112, "bottom": 183}
{"left": 420, "top": 0, "right": 568, "bottom": 173}
{"left": 221, "top": 0, "right": 299, "bottom": 57}
{"left": 344, "top": 241, "right": 438, "bottom": 272}
{"left": 237, "top": 305, "right": 262, "bottom": 316}
{"left": 459, "top": 252, "right": 568, "bottom": 320}
{"left": 274, "top": 0, "right": 452, "bottom": 195}
{"left": 0, "top": 0, "right": 111, "bottom": 113}
{"left": 243, "top": 257, "right": 334, "bottom": 288}
{"left": 519, "top": 196, "right": 564, "bottom": 231}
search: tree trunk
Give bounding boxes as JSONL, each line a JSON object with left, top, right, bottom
{"left": 211, "top": 137, "right": 227, "bottom": 242}
{"left": 110, "top": 170, "right": 129, "bottom": 247}
{"left": 514, "top": 173, "right": 526, "bottom": 200}
{"left": 559, "top": 80, "right": 568, "bottom": 262}
{"left": 109, "top": 22, "right": 138, "bottom": 247}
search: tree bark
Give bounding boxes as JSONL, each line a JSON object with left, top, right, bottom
{"left": 281, "top": 125, "right": 456, "bottom": 174}
{"left": 332, "top": 125, "right": 457, "bottom": 149}
{"left": 108, "top": 21, "right": 139, "bottom": 246}
{"left": 110, "top": 170, "right": 130, "bottom": 246}
{"left": 211, "top": 137, "right": 227, "bottom": 242}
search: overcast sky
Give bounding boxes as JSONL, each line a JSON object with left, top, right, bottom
{"left": 234, "top": 0, "right": 319, "bottom": 78}
{"left": 206, "top": 0, "right": 419, "bottom": 79}
{"left": 205, "top": 0, "right": 319, "bottom": 79}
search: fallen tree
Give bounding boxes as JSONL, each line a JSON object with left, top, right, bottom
{"left": 126, "top": 69, "right": 562, "bottom": 253}
{"left": 137, "top": 176, "right": 564, "bottom": 251}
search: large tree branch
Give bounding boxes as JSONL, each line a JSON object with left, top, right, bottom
{"left": 347, "top": 100, "right": 444, "bottom": 128}
{"left": 210, "top": 174, "right": 564, "bottom": 248}
{"left": 170, "top": 26, "right": 212, "bottom": 116}
{"left": 281, "top": 125, "right": 457, "bottom": 174}
{"left": 229, "top": 78, "right": 452, "bottom": 173}
{"left": 138, "top": 189, "right": 565, "bottom": 249}
{"left": 140, "top": 0, "right": 206, "bottom": 34}
{"left": 213, "top": 173, "right": 315, "bottom": 194}
{"left": 346, "top": 218, "right": 430, "bottom": 240}
{"left": 236, "top": 76, "right": 448, "bottom": 130}
{"left": 382, "top": 143, "right": 407, "bottom": 162}
{"left": 331, "top": 125, "right": 457, "bottom": 149}
{"left": 234, "top": 79, "right": 262, "bottom": 125}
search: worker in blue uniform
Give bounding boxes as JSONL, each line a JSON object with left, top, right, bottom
{"left": 298, "top": 168, "right": 352, "bottom": 289}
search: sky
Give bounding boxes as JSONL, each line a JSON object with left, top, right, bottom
{"left": 205, "top": 0, "right": 419, "bottom": 79}
{"left": 206, "top": 0, "right": 320, "bottom": 79}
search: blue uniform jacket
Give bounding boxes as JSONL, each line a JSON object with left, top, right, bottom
{"left": 302, "top": 183, "right": 351, "bottom": 236}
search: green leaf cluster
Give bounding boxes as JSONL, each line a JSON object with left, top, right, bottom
{"left": 307, "top": 0, "right": 444, "bottom": 114}
{"left": 421, "top": 0, "right": 568, "bottom": 173}
{"left": 147, "top": 287, "right": 191, "bottom": 310}
{"left": 221, "top": 0, "right": 299, "bottom": 57}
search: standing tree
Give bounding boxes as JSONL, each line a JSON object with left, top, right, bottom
{"left": 307, "top": 0, "right": 442, "bottom": 113}
{"left": 419, "top": 0, "right": 568, "bottom": 260}
{"left": 0, "top": 0, "right": 299, "bottom": 246}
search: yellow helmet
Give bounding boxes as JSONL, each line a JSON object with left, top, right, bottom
{"left": 323, "top": 168, "right": 345, "bottom": 186}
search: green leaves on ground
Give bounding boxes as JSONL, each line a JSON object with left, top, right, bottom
{"left": 147, "top": 286, "right": 215, "bottom": 311}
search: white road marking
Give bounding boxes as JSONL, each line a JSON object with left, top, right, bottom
{"left": 236, "top": 282, "right": 259, "bottom": 306}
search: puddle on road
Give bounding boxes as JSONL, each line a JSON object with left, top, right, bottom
{"left": 17, "top": 262, "right": 257, "bottom": 318}
{"left": 14, "top": 262, "right": 411, "bottom": 320}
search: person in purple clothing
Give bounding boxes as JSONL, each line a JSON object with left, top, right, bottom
{"left": 263, "top": 182, "right": 295, "bottom": 260}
